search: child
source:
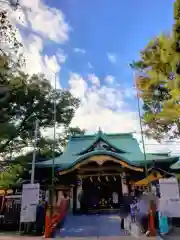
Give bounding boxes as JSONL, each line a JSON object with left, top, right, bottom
{"left": 130, "top": 199, "right": 137, "bottom": 222}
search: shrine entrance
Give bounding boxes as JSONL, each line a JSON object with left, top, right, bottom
{"left": 81, "top": 175, "right": 122, "bottom": 212}
{"left": 75, "top": 157, "right": 134, "bottom": 213}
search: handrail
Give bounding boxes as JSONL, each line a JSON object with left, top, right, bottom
{"left": 44, "top": 199, "right": 69, "bottom": 238}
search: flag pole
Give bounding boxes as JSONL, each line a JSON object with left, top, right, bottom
{"left": 31, "top": 119, "right": 39, "bottom": 184}
{"left": 45, "top": 73, "right": 57, "bottom": 237}
{"left": 133, "top": 72, "right": 155, "bottom": 236}
{"left": 50, "top": 72, "right": 57, "bottom": 217}
{"left": 133, "top": 72, "right": 149, "bottom": 187}
{"left": 52, "top": 72, "right": 56, "bottom": 197}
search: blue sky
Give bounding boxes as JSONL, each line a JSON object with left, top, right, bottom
{"left": 8, "top": 0, "right": 180, "bottom": 153}
{"left": 44, "top": 0, "right": 174, "bottom": 91}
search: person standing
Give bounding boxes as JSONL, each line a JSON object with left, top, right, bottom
{"left": 136, "top": 193, "right": 148, "bottom": 231}
{"left": 130, "top": 199, "right": 137, "bottom": 222}
{"left": 120, "top": 194, "right": 132, "bottom": 230}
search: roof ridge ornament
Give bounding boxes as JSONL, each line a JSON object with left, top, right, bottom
{"left": 98, "top": 127, "right": 103, "bottom": 135}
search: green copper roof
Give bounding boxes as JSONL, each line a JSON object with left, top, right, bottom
{"left": 170, "top": 159, "right": 180, "bottom": 170}
{"left": 36, "top": 131, "right": 179, "bottom": 170}
{"left": 66, "top": 132, "right": 142, "bottom": 154}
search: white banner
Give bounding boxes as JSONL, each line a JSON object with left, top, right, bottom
{"left": 159, "top": 198, "right": 180, "bottom": 217}
{"left": 20, "top": 204, "right": 37, "bottom": 223}
{"left": 159, "top": 178, "right": 179, "bottom": 199}
{"left": 20, "top": 183, "right": 40, "bottom": 223}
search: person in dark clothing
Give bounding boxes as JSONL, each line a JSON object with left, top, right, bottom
{"left": 120, "top": 194, "right": 133, "bottom": 230}
{"left": 139, "top": 214, "right": 149, "bottom": 233}
{"left": 136, "top": 193, "right": 149, "bottom": 233}
{"left": 36, "top": 201, "right": 46, "bottom": 235}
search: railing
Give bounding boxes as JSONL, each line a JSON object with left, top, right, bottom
{"left": 44, "top": 199, "right": 69, "bottom": 238}
{"left": 0, "top": 195, "right": 21, "bottom": 230}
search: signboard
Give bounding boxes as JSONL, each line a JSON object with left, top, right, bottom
{"left": 159, "top": 178, "right": 179, "bottom": 199}
{"left": 20, "top": 183, "right": 40, "bottom": 223}
{"left": 159, "top": 198, "right": 180, "bottom": 217}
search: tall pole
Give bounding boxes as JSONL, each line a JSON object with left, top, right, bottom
{"left": 136, "top": 88, "right": 149, "bottom": 181}
{"left": 133, "top": 72, "right": 149, "bottom": 184}
{"left": 134, "top": 73, "right": 156, "bottom": 236}
{"left": 49, "top": 72, "right": 57, "bottom": 219}
{"left": 52, "top": 73, "right": 57, "bottom": 189}
{"left": 31, "top": 119, "right": 39, "bottom": 184}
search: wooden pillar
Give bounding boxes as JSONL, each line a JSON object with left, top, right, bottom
{"left": 121, "top": 173, "right": 129, "bottom": 195}
{"left": 76, "top": 177, "right": 82, "bottom": 211}
{"left": 56, "top": 190, "right": 64, "bottom": 206}
{"left": 73, "top": 186, "right": 77, "bottom": 213}
{"left": 69, "top": 185, "right": 74, "bottom": 212}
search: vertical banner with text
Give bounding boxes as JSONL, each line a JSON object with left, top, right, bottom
{"left": 20, "top": 183, "right": 40, "bottom": 223}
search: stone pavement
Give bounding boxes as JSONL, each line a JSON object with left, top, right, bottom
{"left": 0, "top": 236, "right": 169, "bottom": 240}
{"left": 55, "top": 213, "right": 126, "bottom": 238}
{"left": 0, "top": 235, "right": 180, "bottom": 239}
{"left": 0, "top": 237, "right": 159, "bottom": 240}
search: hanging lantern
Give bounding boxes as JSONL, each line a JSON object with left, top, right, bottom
{"left": 90, "top": 177, "right": 93, "bottom": 182}
{"left": 105, "top": 176, "right": 109, "bottom": 182}
{"left": 123, "top": 179, "right": 127, "bottom": 184}
{"left": 113, "top": 176, "right": 116, "bottom": 181}
{"left": 98, "top": 176, "right": 101, "bottom": 182}
{"left": 122, "top": 172, "right": 126, "bottom": 178}
{"left": 77, "top": 177, "right": 82, "bottom": 186}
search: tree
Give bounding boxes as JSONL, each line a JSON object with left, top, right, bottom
{"left": 0, "top": 4, "right": 83, "bottom": 156}
{"left": 131, "top": 0, "right": 180, "bottom": 141}
{"left": 0, "top": 72, "right": 81, "bottom": 157}
{"left": 11, "top": 127, "right": 85, "bottom": 166}
{"left": 0, "top": 164, "right": 24, "bottom": 189}
{"left": 0, "top": 1, "right": 24, "bottom": 104}
{"left": 0, "top": 1, "right": 84, "bottom": 188}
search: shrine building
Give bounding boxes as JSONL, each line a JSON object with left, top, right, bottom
{"left": 36, "top": 130, "right": 179, "bottom": 213}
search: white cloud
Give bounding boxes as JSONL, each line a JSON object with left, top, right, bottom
{"left": 104, "top": 75, "right": 115, "bottom": 84}
{"left": 123, "top": 87, "right": 136, "bottom": 99}
{"left": 0, "top": 0, "right": 70, "bottom": 89}
{"left": 19, "top": 0, "right": 69, "bottom": 43}
{"left": 69, "top": 73, "right": 88, "bottom": 99}
{"left": 16, "top": 0, "right": 71, "bottom": 89}
{"left": 107, "top": 53, "right": 117, "bottom": 64}
{"left": 70, "top": 73, "right": 138, "bottom": 133}
{"left": 22, "top": 34, "right": 61, "bottom": 88}
{"left": 88, "top": 74, "right": 100, "bottom": 87}
{"left": 44, "top": 55, "right": 60, "bottom": 73}
{"left": 69, "top": 72, "right": 180, "bottom": 155}
{"left": 74, "top": 48, "right": 86, "bottom": 54}
{"left": 2, "top": 0, "right": 69, "bottom": 42}
{"left": 56, "top": 49, "right": 67, "bottom": 63}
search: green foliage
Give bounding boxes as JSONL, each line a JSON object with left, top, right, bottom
{"left": 0, "top": 164, "right": 24, "bottom": 189}
{"left": 131, "top": 0, "right": 180, "bottom": 140}
{"left": 0, "top": 71, "right": 80, "bottom": 157}
{"left": 13, "top": 127, "right": 85, "bottom": 164}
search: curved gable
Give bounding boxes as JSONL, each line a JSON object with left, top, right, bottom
{"left": 76, "top": 130, "right": 127, "bottom": 155}
{"left": 57, "top": 150, "right": 144, "bottom": 175}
